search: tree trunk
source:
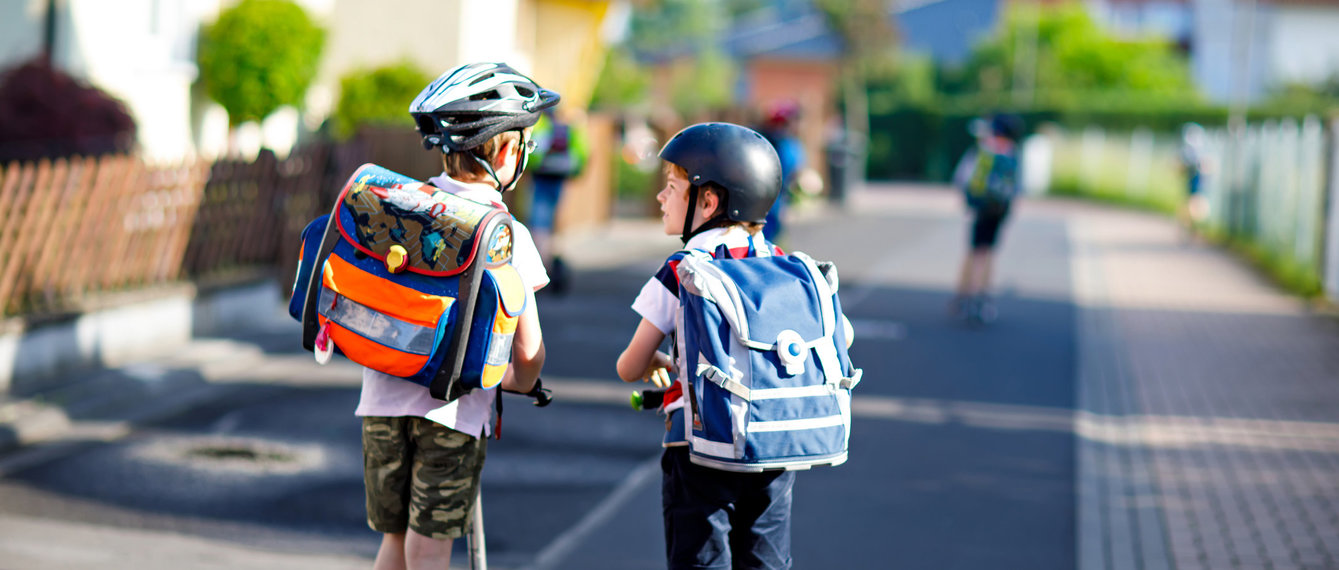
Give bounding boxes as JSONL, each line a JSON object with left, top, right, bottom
{"left": 841, "top": 63, "right": 868, "bottom": 190}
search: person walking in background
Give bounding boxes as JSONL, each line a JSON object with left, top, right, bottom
{"left": 359, "top": 62, "right": 553, "bottom": 570}
{"left": 1178, "top": 122, "right": 1210, "bottom": 243}
{"left": 757, "top": 101, "right": 805, "bottom": 245}
{"left": 526, "top": 108, "right": 587, "bottom": 294}
{"left": 950, "top": 112, "right": 1025, "bottom": 324}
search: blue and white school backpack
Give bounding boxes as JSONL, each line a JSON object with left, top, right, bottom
{"left": 673, "top": 239, "right": 861, "bottom": 472}
{"left": 288, "top": 163, "right": 526, "bottom": 402}
{"left": 964, "top": 145, "right": 1019, "bottom": 214}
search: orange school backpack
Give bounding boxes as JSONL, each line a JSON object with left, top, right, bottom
{"left": 288, "top": 163, "right": 527, "bottom": 402}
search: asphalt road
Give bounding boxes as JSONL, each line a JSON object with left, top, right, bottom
{"left": 0, "top": 188, "right": 1078, "bottom": 569}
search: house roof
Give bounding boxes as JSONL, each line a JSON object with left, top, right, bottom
{"left": 722, "top": 12, "right": 843, "bottom": 61}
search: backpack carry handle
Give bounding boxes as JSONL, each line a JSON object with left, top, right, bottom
{"left": 301, "top": 199, "right": 346, "bottom": 353}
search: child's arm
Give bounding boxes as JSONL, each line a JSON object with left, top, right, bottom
{"left": 501, "top": 287, "right": 545, "bottom": 393}
{"left": 617, "top": 319, "right": 674, "bottom": 387}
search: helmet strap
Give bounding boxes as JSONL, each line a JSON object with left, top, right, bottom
{"left": 466, "top": 130, "right": 530, "bottom": 193}
{"left": 470, "top": 153, "right": 506, "bottom": 190}
{"left": 679, "top": 184, "right": 729, "bottom": 244}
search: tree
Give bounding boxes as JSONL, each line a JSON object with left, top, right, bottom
{"left": 330, "top": 61, "right": 432, "bottom": 140}
{"left": 590, "top": 46, "right": 652, "bottom": 111}
{"left": 813, "top": 0, "right": 898, "bottom": 180}
{"left": 197, "top": 0, "right": 325, "bottom": 129}
{"left": 957, "top": 3, "right": 1197, "bottom": 105}
{"left": 623, "top": 0, "right": 737, "bottom": 118}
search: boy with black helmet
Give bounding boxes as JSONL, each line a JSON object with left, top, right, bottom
{"left": 357, "top": 61, "right": 555, "bottom": 569}
{"left": 616, "top": 122, "right": 796, "bottom": 569}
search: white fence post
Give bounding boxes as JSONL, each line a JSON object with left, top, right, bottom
{"left": 1325, "top": 117, "right": 1339, "bottom": 303}
{"left": 1080, "top": 126, "right": 1105, "bottom": 193}
{"left": 1126, "top": 127, "right": 1154, "bottom": 199}
{"left": 1296, "top": 117, "right": 1324, "bottom": 268}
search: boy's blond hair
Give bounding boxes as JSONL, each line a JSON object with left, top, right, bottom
{"left": 441, "top": 130, "right": 523, "bottom": 180}
{"left": 665, "top": 163, "right": 764, "bottom": 236}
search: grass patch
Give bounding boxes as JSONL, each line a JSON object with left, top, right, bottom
{"left": 1202, "top": 227, "right": 1324, "bottom": 298}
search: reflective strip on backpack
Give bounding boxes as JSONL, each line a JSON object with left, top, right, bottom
{"left": 486, "top": 332, "right": 514, "bottom": 366}
{"left": 749, "top": 384, "right": 835, "bottom": 400}
{"left": 318, "top": 288, "right": 438, "bottom": 355}
{"left": 747, "top": 415, "right": 846, "bottom": 433}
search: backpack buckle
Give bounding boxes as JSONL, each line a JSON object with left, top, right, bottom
{"left": 775, "top": 330, "right": 807, "bottom": 375}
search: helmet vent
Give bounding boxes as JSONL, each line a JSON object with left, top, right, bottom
{"left": 470, "top": 90, "right": 499, "bottom": 102}
{"left": 414, "top": 115, "right": 438, "bottom": 134}
{"left": 470, "top": 72, "right": 496, "bottom": 86}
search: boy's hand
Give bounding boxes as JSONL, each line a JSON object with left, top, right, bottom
{"left": 631, "top": 351, "right": 674, "bottom": 388}
{"left": 643, "top": 367, "right": 672, "bottom": 388}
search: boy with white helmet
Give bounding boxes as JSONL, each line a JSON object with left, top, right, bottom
{"left": 357, "top": 62, "right": 555, "bottom": 569}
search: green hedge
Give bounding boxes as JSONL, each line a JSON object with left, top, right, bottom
{"left": 866, "top": 97, "right": 1337, "bottom": 181}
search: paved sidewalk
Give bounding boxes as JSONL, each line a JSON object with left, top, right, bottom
{"left": 1055, "top": 198, "right": 1339, "bottom": 570}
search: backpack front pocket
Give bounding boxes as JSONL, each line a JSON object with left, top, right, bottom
{"left": 318, "top": 253, "right": 455, "bottom": 377}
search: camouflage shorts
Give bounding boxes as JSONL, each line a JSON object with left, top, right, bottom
{"left": 362, "top": 416, "right": 487, "bottom": 540}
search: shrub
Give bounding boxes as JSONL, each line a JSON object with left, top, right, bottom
{"left": 0, "top": 58, "right": 136, "bottom": 162}
{"left": 330, "top": 61, "right": 432, "bottom": 140}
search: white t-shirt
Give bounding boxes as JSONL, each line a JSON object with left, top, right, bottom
{"left": 630, "top": 226, "right": 779, "bottom": 417}
{"left": 353, "top": 173, "right": 548, "bottom": 438}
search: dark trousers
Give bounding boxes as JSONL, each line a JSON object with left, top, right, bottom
{"left": 662, "top": 447, "right": 796, "bottom": 570}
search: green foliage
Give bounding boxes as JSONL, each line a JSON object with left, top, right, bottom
{"left": 868, "top": 54, "right": 936, "bottom": 111}
{"left": 590, "top": 47, "right": 652, "bottom": 111}
{"left": 615, "top": 156, "right": 658, "bottom": 199}
{"left": 330, "top": 61, "right": 431, "bottom": 140}
{"left": 1202, "top": 228, "right": 1325, "bottom": 298}
{"left": 627, "top": 0, "right": 725, "bottom": 53}
{"left": 620, "top": 0, "right": 736, "bottom": 117}
{"left": 197, "top": 0, "right": 325, "bottom": 127}
{"left": 951, "top": 2, "right": 1197, "bottom": 104}
{"left": 1260, "top": 73, "right": 1339, "bottom": 114}
{"left": 671, "top": 48, "right": 736, "bottom": 117}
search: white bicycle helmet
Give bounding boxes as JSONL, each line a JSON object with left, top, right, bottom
{"left": 410, "top": 62, "right": 560, "bottom": 153}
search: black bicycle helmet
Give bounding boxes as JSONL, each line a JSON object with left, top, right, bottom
{"left": 409, "top": 62, "right": 560, "bottom": 152}
{"left": 659, "top": 123, "right": 781, "bottom": 240}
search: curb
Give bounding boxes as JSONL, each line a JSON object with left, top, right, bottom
{"left": 0, "top": 280, "right": 289, "bottom": 457}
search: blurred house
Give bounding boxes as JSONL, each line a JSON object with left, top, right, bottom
{"left": 0, "top": 0, "right": 617, "bottom": 162}
{"left": 1093, "top": 0, "right": 1339, "bottom": 101}
{"left": 641, "top": 0, "right": 1003, "bottom": 183}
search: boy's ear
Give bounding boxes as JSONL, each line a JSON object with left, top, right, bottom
{"left": 492, "top": 138, "right": 515, "bottom": 167}
{"left": 699, "top": 187, "right": 720, "bottom": 214}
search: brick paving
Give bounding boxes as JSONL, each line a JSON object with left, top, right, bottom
{"left": 1064, "top": 201, "right": 1339, "bottom": 570}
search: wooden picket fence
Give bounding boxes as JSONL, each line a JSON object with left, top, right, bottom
{"left": 0, "top": 142, "right": 365, "bottom": 317}
{"left": 0, "top": 115, "right": 622, "bottom": 318}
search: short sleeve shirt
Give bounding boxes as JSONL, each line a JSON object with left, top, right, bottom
{"left": 630, "top": 226, "right": 781, "bottom": 420}
{"left": 353, "top": 174, "right": 548, "bottom": 438}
